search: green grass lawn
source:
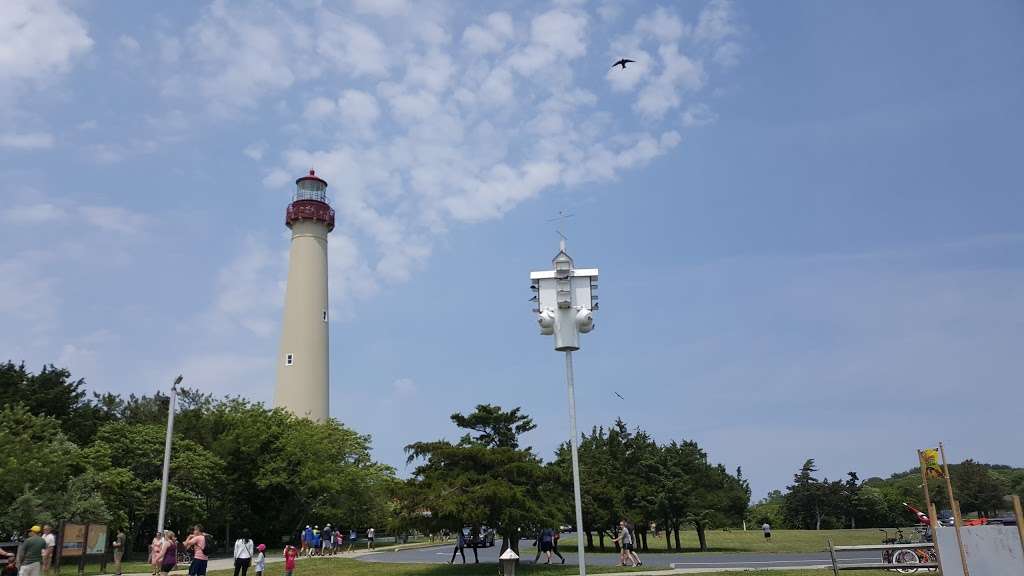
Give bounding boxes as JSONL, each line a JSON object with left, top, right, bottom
{"left": 208, "top": 558, "right": 648, "bottom": 575}
{"left": 558, "top": 528, "right": 893, "bottom": 554}
{"left": 56, "top": 560, "right": 153, "bottom": 576}
{"left": 206, "top": 559, "right": 895, "bottom": 576}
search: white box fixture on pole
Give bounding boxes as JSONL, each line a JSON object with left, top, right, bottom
{"left": 530, "top": 240, "right": 598, "bottom": 351}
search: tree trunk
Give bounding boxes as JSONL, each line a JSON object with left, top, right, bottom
{"left": 597, "top": 530, "right": 605, "bottom": 550}
{"left": 696, "top": 523, "right": 707, "bottom": 552}
{"left": 585, "top": 531, "right": 593, "bottom": 550}
{"left": 673, "top": 526, "right": 681, "bottom": 551}
{"left": 639, "top": 528, "right": 648, "bottom": 551}
{"left": 666, "top": 523, "right": 672, "bottom": 550}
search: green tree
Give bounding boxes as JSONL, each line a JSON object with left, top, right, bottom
{"left": 782, "top": 459, "right": 839, "bottom": 530}
{"left": 404, "top": 405, "right": 554, "bottom": 560}
{"left": 953, "top": 459, "right": 1009, "bottom": 516}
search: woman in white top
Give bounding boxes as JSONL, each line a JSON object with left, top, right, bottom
{"left": 232, "top": 531, "right": 254, "bottom": 576}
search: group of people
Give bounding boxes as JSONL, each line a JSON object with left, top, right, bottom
{"left": 298, "top": 525, "right": 374, "bottom": 556}
{"left": 2, "top": 525, "right": 129, "bottom": 576}
{"left": 149, "top": 526, "right": 267, "bottom": 576}
{"left": 531, "top": 527, "right": 565, "bottom": 565}
{"left": 2, "top": 525, "right": 54, "bottom": 576}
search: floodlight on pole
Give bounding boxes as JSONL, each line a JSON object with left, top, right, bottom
{"left": 156, "top": 374, "right": 182, "bottom": 538}
{"left": 530, "top": 237, "right": 598, "bottom": 576}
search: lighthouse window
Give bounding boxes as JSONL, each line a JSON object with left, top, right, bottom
{"left": 322, "top": 310, "right": 328, "bottom": 322}
{"left": 286, "top": 353, "right": 294, "bottom": 366}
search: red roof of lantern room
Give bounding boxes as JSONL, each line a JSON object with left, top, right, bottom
{"left": 295, "top": 169, "right": 328, "bottom": 187}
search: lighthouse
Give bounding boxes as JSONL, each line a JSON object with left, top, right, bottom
{"left": 274, "top": 170, "right": 334, "bottom": 420}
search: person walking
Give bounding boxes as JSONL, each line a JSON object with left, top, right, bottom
{"left": 40, "top": 526, "right": 55, "bottom": 576}
{"left": 347, "top": 529, "right": 356, "bottom": 552}
{"left": 611, "top": 520, "right": 642, "bottom": 567}
{"left": 300, "top": 526, "right": 312, "bottom": 557}
{"left": 112, "top": 529, "right": 127, "bottom": 576}
{"left": 232, "top": 530, "right": 254, "bottom": 576}
{"left": 183, "top": 525, "right": 209, "bottom": 576}
{"left": 448, "top": 529, "right": 467, "bottom": 565}
{"left": 283, "top": 545, "right": 298, "bottom": 576}
{"left": 253, "top": 544, "right": 266, "bottom": 576}
{"left": 15, "top": 526, "right": 46, "bottom": 576}
{"left": 532, "top": 528, "right": 555, "bottom": 564}
{"left": 551, "top": 529, "right": 566, "bottom": 564}
{"left": 158, "top": 531, "right": 177, "bottom": 576}
{"left": 310, "top": 527, "right": 320, "bottom": 557}
{"left": 762, "top": 522, "right": 772, "bottom": 541}
{"left": 333, "top": 530, "right": 343, "bottom": 555}
{"left": 365, "top": 528, "right": 374, "bottom": 550}
{"left": 149, "top": 532, "right": 163, "bottom": 576}
{"left": 320, "top": 525, "right": 332, "bottom": 556}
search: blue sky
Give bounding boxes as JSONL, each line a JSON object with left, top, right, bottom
{"left": 2, "top": 0, "right": 1022, "bottom": 499}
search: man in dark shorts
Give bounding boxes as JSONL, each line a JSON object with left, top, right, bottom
{"left": 762, "top": 522, "right": 772, "bottom": 540}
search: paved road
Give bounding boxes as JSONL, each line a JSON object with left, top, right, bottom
{"left": 356, "top": 542, "right": 882, "bottom": 569}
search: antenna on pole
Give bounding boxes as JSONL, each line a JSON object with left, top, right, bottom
{"left": 548, "top": 210, "right": 574, "bottom": 252}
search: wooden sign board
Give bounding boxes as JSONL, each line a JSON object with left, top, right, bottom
{"left": 61, "top": 524, "right": 87, "bottom": 558}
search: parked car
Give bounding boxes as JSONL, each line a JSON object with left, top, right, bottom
{"left": 462, "top": 527, "right": 496, "bottom": 548}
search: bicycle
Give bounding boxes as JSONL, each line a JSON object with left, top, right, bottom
{"left": 879, "top": 528, "right": 935, "bottom": 573}
{"left": 176, "top": 549, "right": 193, "bottom": 566}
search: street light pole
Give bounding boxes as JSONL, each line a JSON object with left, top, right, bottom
{"left": 156, "top": 374, "right": 182, "bottom": 537}
{"left": 531, "top": 239, "right": 598, "bottom": 576}
{"left": 564, "top": 351, "right": 586, "bottom": 576}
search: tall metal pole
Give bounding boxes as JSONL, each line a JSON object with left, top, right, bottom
{"left": 156, "top": 375, "right": 182, "bottom": 537}
{"left": 564, "top": 351, "right": 586, "bottom": 576}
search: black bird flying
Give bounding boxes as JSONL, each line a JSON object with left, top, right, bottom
{"left": 611, "top": 58, "right": 636, "bottom": 70}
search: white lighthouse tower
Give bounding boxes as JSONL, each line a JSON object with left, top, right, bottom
{"left": 274, "top": 170, "right": 334, "bottom": 421}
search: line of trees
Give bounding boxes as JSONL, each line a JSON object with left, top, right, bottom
{"left": 398, "top": 407, "right": 750, "bottom": 555}
{"left": 748, "top": 458, "right": 1023, "bottom": 530}
{"left": 0, "top": 362, "right": 397, "bottom": 551}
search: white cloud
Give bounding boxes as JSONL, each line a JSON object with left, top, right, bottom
{"left": 681, "top": 103, "right": 717, "bottom": 127}
{"left": 182, "top": 1, "right": 314, "bottom": 115}
{"left": 303, "top": 96, "right": 337, "bottom": 121}
{"left": 1, "top": 203, "right": 67, "bottom": 224}
{"left": 0, "top": 0, "right": 93, "bottom": 84}
{"left": 0, "top": 132, "right": 55, "bottom": 150}
{"left": 0, "top": 250, "right": 60, "bottom": 339}
{"left": 79, "top": 205, "right": 148, "bottom": 235}
{"left": 117, "top": 34, "right": 141, "bottom": 54}
{"left": 462, "top": 12, "right": 515, "bottom": 55}
{"left": 635, "top": 44, "right": 704, "bottom": 118}
{"left": 597, "top": 1, "right": 622, "bottom": 23}
{"left": 392, "top": 377, "right": 417, "bottom": 398}
{"left": 694, "top": 0, "right": 739, "bottom": 44}
{"left": 635, "top": 7, "right": 686, "bottom": 43}
{"left": 509, "top": 9, "right": 588, "bottom": 75}
{"left": 316, "top": 14, "right": 391, "bottom": 78}
{"left": 351, "top": 0, "right": 409, "bottom": 17}
{"left": 213, "top": 236, "right": 285, "bottom": 337}
{"left": 244, "top": 141, "right": 268, "bottom": 161}
{"left": 338, "top": 90, "right": 381, "bottom": 137}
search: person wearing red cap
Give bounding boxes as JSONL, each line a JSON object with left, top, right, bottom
{"left": 253, "top": 544, "right": 265, "bottom": 576}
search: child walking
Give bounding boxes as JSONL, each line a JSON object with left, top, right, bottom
{"left": 283, "top": 545, "right": 298, "bottom": 576}
{"left": 254, "top": 544, "right": 266, "bottom": 576}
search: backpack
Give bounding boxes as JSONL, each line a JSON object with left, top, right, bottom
{"left": 202, "top": 534, "right": 215, "bottom": 555}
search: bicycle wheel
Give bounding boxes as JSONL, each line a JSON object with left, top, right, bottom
{"left": 892, "top": 548, "right": 920, "bottom": 573}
